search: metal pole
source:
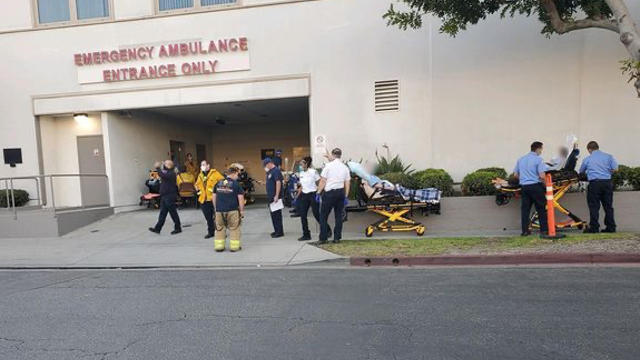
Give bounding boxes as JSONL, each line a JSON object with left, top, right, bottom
{"left": 35, "top": 178, "right": 41, "bottom": 207}
{"left": 49, "top": 176, "right": 56, "bottom": 215}
{"left": 4, "top": 180, "right": 8, "bottom": 210}
{"left": 10, "top": 179, "right": 16, "bottom": 220}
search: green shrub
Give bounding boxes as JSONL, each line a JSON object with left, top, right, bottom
{"left": 629, "top": 167, "right": 640, "bottom": 191}
{"left": 613, "top": 165, "right": 633, "bottom": 190}
{"left": 412, "top": 169, "right": 454, "bottom": 196}
{"left": 461, "top": 171, "right": 499, "bottom": 196}
{"left": 476, "top": 167, "right": 508, "bottom": 179}
{"left": 0, "top": 189, "right": 29, "bottom": 207}
{"left": 374, "top": 154, "right": 412, "bottom": 175}
{"left": 380, "top": 172, "right": 418, "bottom": 188}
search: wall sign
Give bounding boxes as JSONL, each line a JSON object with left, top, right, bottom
{"left": 74, "top": 37, "right": 251, "bottom": 84}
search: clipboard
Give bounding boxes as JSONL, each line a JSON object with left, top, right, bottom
{"left": 269, "top": 199, "right": 284, "bottom": 212}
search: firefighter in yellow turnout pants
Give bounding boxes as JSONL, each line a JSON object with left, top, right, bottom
{"left": 194, "top": 161, "right": 224, "bottom": 239}
{"left": 211, "top": 166, "right": 245, "bottom": 252}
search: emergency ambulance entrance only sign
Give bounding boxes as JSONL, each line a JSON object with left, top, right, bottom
{"left": 73, "top": 37, "right": 250, "bottom": 84}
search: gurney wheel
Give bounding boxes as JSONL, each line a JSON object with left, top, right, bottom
{"left": 416, "top": 226, "right": 425, "bottom": 236}
{"left": 365, "top": 226, "right": 375, "bottom": 238}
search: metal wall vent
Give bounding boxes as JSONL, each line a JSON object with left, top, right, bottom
{"left": 374, "top": 80, "right": 399, "bottom": 112}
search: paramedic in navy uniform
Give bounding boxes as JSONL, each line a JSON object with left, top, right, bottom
{"left": 264, "top": 157, "right": 285, "bottom": 238}
{"left": 579, "top": 141, "right": 618, "bottom": 233}
{"left": 513, "top": 141, "right": 548, "bottom": 236}
{"left": 148, "top": 160, "right": 182, "bottom": 235}
{"left": 317, "top": 148, "right": 351, "bottom": 244}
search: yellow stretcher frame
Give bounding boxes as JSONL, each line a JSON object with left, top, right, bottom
{"left": 529, "top": 178, "right": 586, "bottom": 231}
{"left": 495, "top": 173, "right": 586, "bottom": 232}
{"left": 364, "top": 205, "right": 427, "bottom": 237}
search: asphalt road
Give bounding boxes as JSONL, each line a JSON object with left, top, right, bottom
{"left": 0, "top": 267, "right": 639, "bottom": 360}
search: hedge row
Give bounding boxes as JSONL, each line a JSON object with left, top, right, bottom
{"left": 376, "top": 163, "right": 640, "bottom": 197}
{"left": 379, "top": 169, "right": 455, "bottom": 196}
{"left": 0, "top": 189, "right": 29, "bottom": 207}
{"left": 613, "top": 165, "right": 640, "bottom": 190}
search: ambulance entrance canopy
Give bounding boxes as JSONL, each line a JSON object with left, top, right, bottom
{"left": 34, "top": 78, "right": 311, "bottom": 208}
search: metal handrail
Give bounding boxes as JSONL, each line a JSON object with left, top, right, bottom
{"left": 1, "top": 174, "right": 109, "bottom": 220}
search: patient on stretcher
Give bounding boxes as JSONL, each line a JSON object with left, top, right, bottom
{"left": 347, "top": 162, "right": 441, "bottom": 203}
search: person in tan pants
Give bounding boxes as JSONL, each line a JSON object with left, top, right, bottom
{"left": 211, "top": 167, "right": 245, "bottom": 252}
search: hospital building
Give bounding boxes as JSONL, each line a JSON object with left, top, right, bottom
{"left": 1, "top": 0, "right": 639, "bottom": 215}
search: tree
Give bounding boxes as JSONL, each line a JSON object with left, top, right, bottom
{"left": 384, "top": 0, "right": 640, "bottom": 97}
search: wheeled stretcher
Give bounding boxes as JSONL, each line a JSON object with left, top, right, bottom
{"left": 346, "top": 175, "right": 441, "bottom": 237}
{"left": 493, "top": 169, "right": 587, "bottom": 231}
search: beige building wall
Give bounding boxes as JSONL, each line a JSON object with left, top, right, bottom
{"left": 0, "top": 0, "right": 638, "bottom": 197}
{"left": 102, "top": 111, "right": 213, "bottom": 208}
{"left": 39, "top": 113, "right": 103, "bottom": 207}
{"left": 211, "top": 118, "right": 309, "bottom": 195}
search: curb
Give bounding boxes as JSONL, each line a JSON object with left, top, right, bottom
{"left": 350, "top": 253, "right": 640, "bottom": 267}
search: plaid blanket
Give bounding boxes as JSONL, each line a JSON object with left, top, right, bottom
{"left": 395, "top": 185, "right": 441, "bottom": 203}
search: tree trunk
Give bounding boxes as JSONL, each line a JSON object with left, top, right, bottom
{"left": 605, "top": 0, "right": 640, "bottom": 95}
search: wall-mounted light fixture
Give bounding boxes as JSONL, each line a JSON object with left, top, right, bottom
{"left": 73, "top": 113, "right": 89, "bottom": 123}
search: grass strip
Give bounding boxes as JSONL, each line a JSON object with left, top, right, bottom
{"left": 318, "top": 233, "right": 640, "bottom": 257}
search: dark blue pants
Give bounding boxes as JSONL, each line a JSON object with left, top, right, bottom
{"left": 320, "top": 189, "right": 345, "bottom": 241}
{"left": 297, "top": 192, "right": 322, "bottom": 237}
{"left": 521, "top": 183, "right": 548, "bottom": 234}
{"left": 587, "top": 180, "right": 615, "bottom": 231}
{"left": 154, "top": 195, "right": 181, "bottom": 232}
{"left": 200, "top": 201, "right": 215, "bottom": 236}
{"left": 270, "top": 208, "right": 284, "bottom": 235}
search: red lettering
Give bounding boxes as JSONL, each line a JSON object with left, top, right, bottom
{"left": 159, "top": 65, "right": 168, "bottom": 77}
{"left": 111, "top": 69, "right": 121, "bottom": 81}
{"left": 148, "top": 65, "right": 158, "bottom": 78}
{"left": 109, "top": 50, "right": 119, "bottom": 62}
{"left": 129, "top": 67, "right": 138, "bottom": 80}
{"left": 168, "top": 44, "right": 179, "bottom": 57}
{"left": 228, "top": 38, "right": 239, "bottom": 51}
{"left": 168, "top": 64, "right": 176, "bottom": 77}
{"left": 74, "top": 54, "right": 83, "bottom": 66}
{"left": 103, "top": 70, "right": 111, "bottom": 82}
{"left": 127, "top": 48, "right": 137, "bottom": 61}
{"left": 93, "top": 52, "right": 101, "bottom": 64}
{"left": 208, "top": 60, "right": 218, "bottom": 73}
{"left": 179, "top": 43, "right": 189, "bottom": 56}
{"left": 159, "top": 45, "right": 168, "bottom": 58}
{"left": 100, "top": 51, "right": 109, "bottom": 64}
{"left": 139, "top": 66, "right": 148, "bottom": 79}
{"left": 146, "top": 46, "right": 154, "bottom": 59}
{"left": 119, "top": 49, "right": 128, "bottom": 62}
{"left": 208, "top": 41, "right": 218, "bottom": 53}
{"left": 189, "top": 42, "right": 198, "bottom": 55}
{"left": 217, "top": 39, "right": 228, "bottom": 52}
{"left": 82, "top": 54, "right": 93, "bottom": 65}
{"left": 181, "top": 62, "right": 191, "bottom": 75}
{"left": 239, "top": 37, "right": 248, "bottom": 51}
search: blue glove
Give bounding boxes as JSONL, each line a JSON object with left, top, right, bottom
{"left": 344, "top": 198, "right": 349, "bottom": 207}
{"left": 315, "top": 193, "right": 321, "bottom": 203}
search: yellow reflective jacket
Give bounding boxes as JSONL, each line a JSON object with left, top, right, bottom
{"left": 195, "top": 169, "right": 224, "bottom": 204}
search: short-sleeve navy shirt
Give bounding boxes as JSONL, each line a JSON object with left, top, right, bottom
{"left": 213, "top": 177, "right": 244, "bottom": 212}
{"left": 266, "top": 167, "right": 283, "bottom": 199}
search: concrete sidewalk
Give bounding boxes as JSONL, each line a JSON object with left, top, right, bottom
{"left": 0, "top": 206, "right": 343, "bottom": 268}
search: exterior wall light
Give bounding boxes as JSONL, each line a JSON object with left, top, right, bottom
{"left": 73, "top": 113, "right": 89, "bottom": 123}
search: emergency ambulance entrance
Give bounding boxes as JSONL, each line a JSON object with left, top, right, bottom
{"left": 33, "top": 76, "right": 312, "bottom": 211}
{"left": 138, "top": 96, "right": 311, "bottom": 198}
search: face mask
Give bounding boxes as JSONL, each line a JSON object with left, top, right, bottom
{"left": 201, "top": 166, "right": 208, "bottom": 172}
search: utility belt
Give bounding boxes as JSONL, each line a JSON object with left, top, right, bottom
{"left": 324, "top": 188, "right": 344, "bottom": 193}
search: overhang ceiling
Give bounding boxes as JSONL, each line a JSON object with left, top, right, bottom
{"left": 137, "top": 97, "right": 308, "bottom": 125}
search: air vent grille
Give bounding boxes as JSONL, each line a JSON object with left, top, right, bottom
{"left": 375, "top": 80, "right": 399, "bottom": 112}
